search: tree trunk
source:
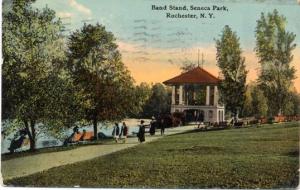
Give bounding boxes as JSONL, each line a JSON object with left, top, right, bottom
{"left": 30, "top": 120, "right": 36, "bottom": 151}
{"left": 24, "top": 120, "right": 36, "bottom": 151}
{"left": 93, "top": 117, "right": 98, "bottom": 141}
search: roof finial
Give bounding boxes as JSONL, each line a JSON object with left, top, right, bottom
{"left": 197, "top": 49, "right": 200, "bottom": 67}
{"left": 201, "top": 53, "right": 205, "bottom": 68}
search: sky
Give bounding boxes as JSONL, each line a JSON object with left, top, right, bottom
{"left": 34, "top": 0, "right": 300, "bottom": 91}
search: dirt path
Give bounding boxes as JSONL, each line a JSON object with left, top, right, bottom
{"left": 1, "top": 125, "right": 196, "bottom": 180}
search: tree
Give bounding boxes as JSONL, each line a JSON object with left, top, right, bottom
{"left": 130, "top": 82, "right": 152, "bottom": 118}
{"left": 241, "top": 82, "right": 254, "bottom": 117}
{"left": 251, "top": 85, "right": 268, "bottom": 118}
{"left": 255, "top": 9, "right": 297, "bottom": 116}
{"left": 180, "top": 58, "right": 197, "bottom": 73}
{"left": 67, "top": 23, "right": 136, "bottom": 139}
{"left": 142, "top": 83, "right": 171, "bottom": 118}
{"left": 216, "top": 25, "right": 248, "bottom": 119}
{"left": 2, "top": 0, "right": 72, "bottom": 151}
{"left": 282, "top": 88, "right": 300, "bottom": 116}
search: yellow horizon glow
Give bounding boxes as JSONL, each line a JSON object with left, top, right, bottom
{"left": 118, "top": 41, "right": 300, "bottom": 92}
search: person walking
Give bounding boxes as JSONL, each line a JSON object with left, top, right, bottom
{"left": 137, "top": 120, "right": 146, "bottom": 143}
{"left": 149, "top": 116, "right": 156, "bottom": 136}
{"left": 112, "top": 123, "right": 120, "bottom": 143}
{"left": 120, "top": 122, "right": 128, "bottom": 143}
{"left": 160, "top": 119, "right": 165, "bottom": 136}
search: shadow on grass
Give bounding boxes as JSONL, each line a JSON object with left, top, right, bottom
{"left": 169, "top": 121, "right": 300, "bottom": 137}
{"left": 167, "top": 126, "right": 230, "bottom": 137}
{"left": 284, "top": 150, "right": 299, "bottom": 157}
{"left": 166, "top": 145, "right": 225, "bottom": 154}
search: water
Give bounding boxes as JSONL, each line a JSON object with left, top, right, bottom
{"left": 1, "top": 118, "right": 150, "bottom": 154}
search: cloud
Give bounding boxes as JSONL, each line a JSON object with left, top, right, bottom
{"left": 68, "top": 0, "right": 92, "bottom": 16}
{"left": 57, "top": 12, "right": 74, "bottom": 18}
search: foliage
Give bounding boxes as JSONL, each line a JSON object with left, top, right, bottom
{"left": 6, "top": 122, "right": 299, "bottom": 188}
{"left": 282, "top": 89, "right": 300, "bottom": 116}
{"left": 251, "top": 85, "right": 268, "bottom": 118}
{"left": 194, "top": 87, "right": 206, "bottom": 105}
{"left": 2, "top": 0, "right": 76, "bottom": 150}
{"left": 255, "top": 9, "right": 297, "bottom": 116}
{"left": 129, "top": 82, "right": 152, "bottom": 118}
{"left": 216, "top": 25, "right": 248, "bottom": 117}
{"left": 67, "top": 23, "right": 136, "bottom": 139}
{"left": 241, "top": 83, "right": 254, "bottom": 117}
{"left": 241, "top": 82, "right": 269, "bottom": 118}
{"left": 180, "top": 58, "right": 198, "bottom": 73}
{"left": 142, "top": 83, "right": 171, "bottom": 118}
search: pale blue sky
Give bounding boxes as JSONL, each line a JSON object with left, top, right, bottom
{"left": 34, "top": 0, "right": 300, "bottom": 50}
{"left": 33, "top": 0, "right": 300, "bottom": 89}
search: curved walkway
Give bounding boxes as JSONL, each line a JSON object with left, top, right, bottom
{"left": 1, "top": 125, "right": 196, "bottom": 180}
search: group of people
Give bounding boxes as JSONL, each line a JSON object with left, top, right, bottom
{"left": 113, "top": 117, "right": 166, "bottom": 144}
{"left": 112, "top": 122, "right": 128, "bottom": 143}
{"left": 113, "top": 120, "right": 147, "bottom": 144}
{"left": 149, "top": 117, "right": 165, "bottom": 136}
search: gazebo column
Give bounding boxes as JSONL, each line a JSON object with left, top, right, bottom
{"left": 179, "top": 85, "right": 183, "bottom": 105}
{"left": 213, "top": 85, "right": 218, "bottom": 106}
{"left": 206, "top": 85, "right": 210, "bottom": 105}
{"left": 172, "top": 86, "right": 175, "bottom": 105}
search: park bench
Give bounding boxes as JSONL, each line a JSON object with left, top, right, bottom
{"left": 197, "top": 122, "right": 207, "bottom": 130}
{"left": 234, "top": 121, "right": 244, "bottom": 128}
{"left": 216, "top": 121, "right": 228, "bottom": 128}
{"left": 274, "top": 115, "right": 286, "bottom": 123}
{"left": 65, "top": 131, "right": 94, "bottom": 146}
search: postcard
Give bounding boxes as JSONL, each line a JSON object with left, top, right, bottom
{"left": 1, "top": 0, "right": 300, "bottom": 189}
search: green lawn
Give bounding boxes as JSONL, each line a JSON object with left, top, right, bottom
{"left": 5, "top": 122, "right": 299, "bottom": 188}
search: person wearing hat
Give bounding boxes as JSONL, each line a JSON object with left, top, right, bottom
{"left": 120, "top": 122, "right": 128, "bottom": 143}
{"left": 149, "top": 116, "right": 156, "bottom": 136}
{"left": 112, "top": 123, "right": 120, "bottom": 143}
{"left": 137, "top": 120, "right": 146, "bottom": 143}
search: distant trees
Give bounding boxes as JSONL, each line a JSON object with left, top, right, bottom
{"left": 283, "top": 88, "right": 300, "bottom": 116}
{"left": 242, "top": 82, "right": 268, "bottom": 118}
{"left": 216, "top": 25, "right": 248, "bottom": 119}
{"left": 67, "top": 23, "right": 137, "bottom": 140}
{"left": 142, "top": 83, "right": 171, "bottom": 118}
{"left": 251, "top": 85, "right": 269, "bottom": 118}
{"left": 130, "top": 83, "right": 171, "bottom": 119}
{"left": 255, "top": 9, "right": 297, "bottom": 116}
{"left": 242, "top": 82, "right": 299, "bottom": 118}
{"left": 130, "top": 83, "right": 152, "bottom": 118}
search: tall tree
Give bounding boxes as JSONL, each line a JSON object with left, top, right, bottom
{"left": 67, "top": 24, "right": 136, "bottom": 139}
{"left": 255, "top": 9, "right": 296, "bottom": 116}
{"left": 2, "top": 0, "right": 72, "bottom": 151}
{"left": 216, "top": 25, "right": 248, "bottom": 119}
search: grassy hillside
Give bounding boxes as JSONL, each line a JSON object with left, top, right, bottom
{"left": 5, "top": 122, "right": 299, "bottom": 188}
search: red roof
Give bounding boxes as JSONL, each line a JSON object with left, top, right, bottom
{"left": 163, "top": 67, "right": 220, "bottom": 85}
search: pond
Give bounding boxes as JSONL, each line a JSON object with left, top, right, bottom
{"left": 1, "top": 118, "right": 150, "bottom": 154}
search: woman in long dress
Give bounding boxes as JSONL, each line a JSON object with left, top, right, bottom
{"left": 137, "top": 120, "right": 145, "bottom": 143}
